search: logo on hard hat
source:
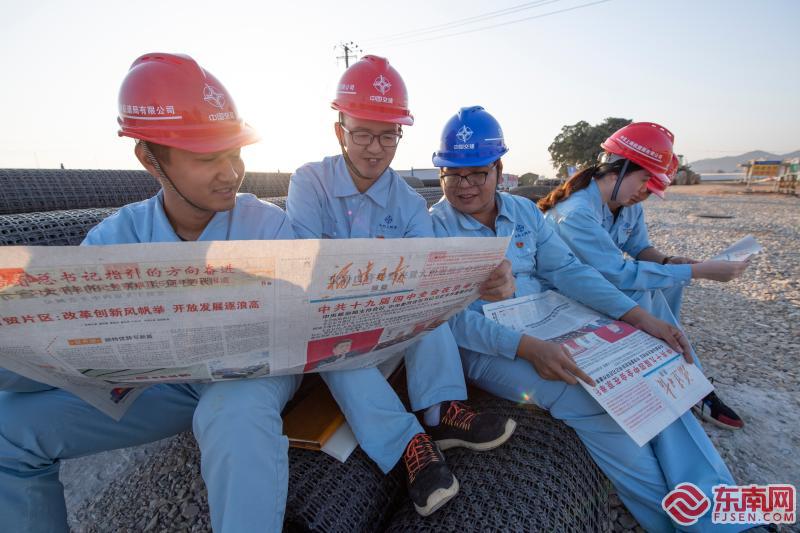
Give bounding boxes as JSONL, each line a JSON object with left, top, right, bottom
{"left": 456, "top": 125, "right": 474, "bottom": 143}
{"left": 203, "top": 84, "right": 226, "bottom": 109}
{"left": 372, "top": 75, "right": 392, "bottom": 95}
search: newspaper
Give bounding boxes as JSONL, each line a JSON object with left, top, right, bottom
{"left": 0, "top": 237, "right": 509, "bottom": 419}
{"left": 711, "top": 235, "right": 762, "bottom": 262}
{"left": 483, "top": 291, "right": 712, "bottom": 446}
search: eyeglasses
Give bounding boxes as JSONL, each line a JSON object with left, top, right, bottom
{"left": 440, "top": 165, "right": 495, "bottom": 188}
{"left": 340, "top": 125, "right": 403, "bottom": 147}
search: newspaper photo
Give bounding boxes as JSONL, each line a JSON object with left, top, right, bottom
{"left": 483, "top": 291, "right": 713, "bottom": 446}
{"left": 711, "top": 235, "right": 762, "bottom": 262}
{"left": 0, "top": 236, "right": 509, "bottom": 419}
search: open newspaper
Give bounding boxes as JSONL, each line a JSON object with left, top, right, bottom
{"left": 711, "top": 235, "right": 762, "bottom": 262}
{"left": 0, "top": 236, "right": 509, "bottom": 419}
{"left": 483, "top": 291, "right": 712, "bottom": 446}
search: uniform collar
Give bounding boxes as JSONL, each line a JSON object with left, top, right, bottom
{"left": 155, "top": 189, "right": 230, "bottom": 241}
{"left": 495, "top": 192, "right": 514, "bottom": 222}
{"left": 333, "top": 155, "right": 392, "bottom": 208}
{"left": 586, "top": 179, "right": 615, "bottom": 225}
{"left": 448, "top": 191, "right": 508, "bottom": 232}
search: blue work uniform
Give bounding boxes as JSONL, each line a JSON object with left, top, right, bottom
{"left": 287, "top": 155, "right": 467, "bottom": 472}
{"left": 544, "top": 179, "right": 690, "bottom": 327}
{"left": 0, "top": 191, "right": 301, "bottom": 533}
{"left": 431, "top": 192, "right": 740, "bottom": 532}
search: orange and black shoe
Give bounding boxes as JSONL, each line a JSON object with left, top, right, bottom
{"left": 424, "top": 400, "right": 517, "bottom": 451}
{"left": 403, "top": 433, "right": 459, "bottom": 516}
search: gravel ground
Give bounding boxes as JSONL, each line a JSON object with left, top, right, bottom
{"left": 64, "top": 186, "right": 799, "bottom": 532}
{"left": 608, "top": 187, "right": 800, "bottom": 533}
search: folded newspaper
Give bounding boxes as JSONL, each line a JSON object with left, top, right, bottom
{"left": 711, "top": 235, "right": 762, "bottom": 262}
{"left": 483, "top": 291, "right": 713, "bottom": 446}
{"left": 0, "top": 237, "right": 509, "bottom": 419}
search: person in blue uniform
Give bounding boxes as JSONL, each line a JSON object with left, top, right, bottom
{"left": 0, "top": 53, "right": 300, "bottom": 532}
{"left": 429, "top": 106, "right": 747, "bottom": 532}
{"left": 287, "top": 56, "right": 517, "bottom": 517}
{"left": 539, "top": 122, "right": 748, "bottom": 430}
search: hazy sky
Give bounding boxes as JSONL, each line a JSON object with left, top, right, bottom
{"left": 1, "top": 0, "right": 798, "bottom": 176}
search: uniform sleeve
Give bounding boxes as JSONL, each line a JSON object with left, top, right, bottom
{"left": 274, "top": 215, "right": 297, "bottom": 239}
{"left": 621, "top": 207, "right": 653, "bottom": 258}
{"left": 403, "top": 194, "right": 435, "bottom": 238}
{"left": 532, "top": 208, "right": 639, "bottom": 318}
{"left": 553, "top": 208, "right": 691, "bottom": 291}
{"left": 80, "top": 210, "right": 136, "bottom": 246}
{"left": 81, "top": 225, "right": 105, "bottom": 246}
{"left": 286, "top": 169, "right": 324, "bottom": 238}
{"left": 432, "top": 211, "right": 522, "bottom": 359}
{"left": 263, "top": 209, "right": 297, "bottom": 240}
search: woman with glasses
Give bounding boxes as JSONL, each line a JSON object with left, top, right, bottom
{"left": 538, "top": 123, "right": 748, "bottom": 431}
{"left": 429, "top": 106, "right": 742, "bottom": 532}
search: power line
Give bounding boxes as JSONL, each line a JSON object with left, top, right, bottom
{"left": 359, "top": 0, "right": 562, "bottom": 46}
{"left": 375, "top": 0, "right": 613, "bottom": 49}
{"left": 334, "top": 41, "right": 362, "bottom": 68}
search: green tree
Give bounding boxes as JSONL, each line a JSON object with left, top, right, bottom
{"left": 548, "top": 117, "right": 632, "bottom": 177}
{"left": 518, "top": 172, "right": 539, "bottom": 186}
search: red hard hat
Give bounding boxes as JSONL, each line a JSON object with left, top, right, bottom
{"left": 118, "top": 53, "right": 259, "bottom": 153}
{"left": 331, "top": 55, "right": 414, "bottom": 126}
{"left": 601, "top": 122, "right": 675, "bottom": 199}
{"left": 667, "top": 154, "right": 679, "bottom": 178}
{"left": 641, "top": 154, "right": 676, "bottom": 198}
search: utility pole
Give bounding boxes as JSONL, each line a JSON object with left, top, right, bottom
{"left": 335, "top": 41, "right": 362, "bottom": 68}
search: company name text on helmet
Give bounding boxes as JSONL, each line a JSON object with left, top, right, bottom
{"left": 208, "top": 112, "right": 236, "bottom": 122}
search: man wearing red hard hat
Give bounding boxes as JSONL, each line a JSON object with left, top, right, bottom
{"left": 286, "top": 55, "right": 517, "bottom": 516}
{"left": 0, "top": 53, "right": 299, "bottom": 532}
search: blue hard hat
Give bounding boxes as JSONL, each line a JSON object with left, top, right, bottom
{"left": 432, "top": 106, "right": 509, "bottom": 168}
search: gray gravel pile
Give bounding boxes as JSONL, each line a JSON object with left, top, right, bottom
{"left": 70, "top": 433, "right": 209, "bottom": 533}
{"left": 65, "top": 190, "right": 799, "bottom": 532}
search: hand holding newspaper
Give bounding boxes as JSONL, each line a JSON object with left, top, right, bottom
{"left": 484, "top": 291, "right": 712, "bottom": 446}
{"left": 0, "top": 236, "right": 509, "bottom": 419}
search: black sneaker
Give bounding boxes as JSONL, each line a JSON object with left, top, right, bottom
{"left": 424, "top": 400, "right": 517, "bottom": 451}
{"left": 692, "top": 391, "right": 744, "bottom": 430}
{"left": 403, "top": 433, "right": 459, "bottom": 516}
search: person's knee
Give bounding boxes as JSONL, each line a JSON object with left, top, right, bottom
{"left": 192, "top": 379, "right": 294, "bottom": 445}
{"left": 320, "top": 366, "right": 383, "bottom": 395}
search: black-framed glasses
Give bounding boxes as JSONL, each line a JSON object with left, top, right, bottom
{"left": 340, "top": 125, "right": 403, "bottom": 147}
{"left": 440, "top": 164, "right": 496, "bottom": 188}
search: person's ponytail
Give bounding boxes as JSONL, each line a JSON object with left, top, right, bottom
{"left": 538, "top": 167, "right": 597, "bottom": 212}
{"left": 538, "top": 158, "right": 643, "bottom": 212}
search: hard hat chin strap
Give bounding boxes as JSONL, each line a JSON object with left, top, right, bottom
{"left": 141, "top": 141, "right": 214, "bottom": 214}
{"left": 610, "top": 158, "right": 630, "bottom": 202}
